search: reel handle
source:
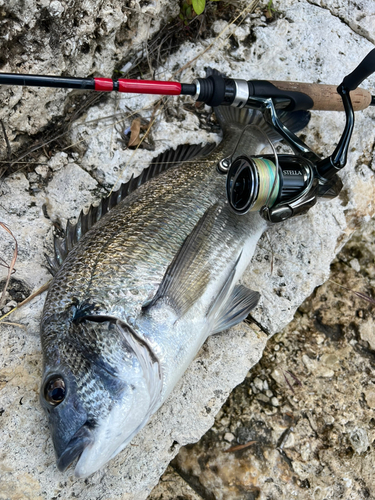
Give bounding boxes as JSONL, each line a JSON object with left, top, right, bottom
{"left": 342, "top": 48, "right": 375, "bottom": 91}
{"left": 268, "top": 81, "right": 372, "bottom": 111}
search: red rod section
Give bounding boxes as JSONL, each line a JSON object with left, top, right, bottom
{"left": 118, "top": 79, "right": 182, "bottom": 95}
{"left": 94, "top": 78, "right": 182, "bottom": 95}
{"left": 94, "top": 78, "right": 114, "bottom": 91}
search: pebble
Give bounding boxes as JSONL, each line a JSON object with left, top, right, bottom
{"left": 265, "top": 389, "right": 273, "bottom": 398}
{"left": 253, "top": 377, "right": 264, "bottom": 391}
{"left": 359, "top": 318, "right": 375, "bottom": 350}
{"left": 316, "top": 334, "right": 325, "bottom": 345}
{"left": 349, "top": 258, "right": 361, "bottom": 272}
{"left": 223, "top": 433, "right": 235, "bottom": 443}
{"left": 364, "top": 387, "right": 375, "bottom": 408}
{"left": 6, "top": 300, "right": 17, "bottom": 309}
{"left": 349, "top": 427, "right": 369, "bottom": 454}
{"left": 220, "top": 417, "right": 230, "bottom": 427}
{"left": 271, "top": 368, "right": 285, "bottom": 386}
{"left": 48, "top": 0, "right": 65, "bottom": 17}
{"left": 35, "top": 165, "right": 49, "bottom": 179}
{"left": 264, "top": 408, "right": 278, "bottom": 416}
{"left": 324, "top": 415, "right": 335, "bottom": 425}
{"left": 48, "top": 152, "right": 68, "bottom": 171}
{"left": 256, "top": 393, "right": 269, "bottom": 403}
{"left": 27, "top": 172, "right": 38, "bottom": 183}
{"left": 271, "top": 397, "right": 280, "bottom": 407}
{"left": 320, "top": 353, "right": 339, "bottom": 368}
{"left": 317, "top": 367, "right": 334, "bottom": 378}
{"left": 302, "top": 354, "right": 317, "bottom": 372}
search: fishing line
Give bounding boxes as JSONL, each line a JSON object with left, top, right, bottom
{"left": 246, "top": 123, "right": 280, "bottom": 210}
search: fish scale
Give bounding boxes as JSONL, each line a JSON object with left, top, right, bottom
{"left": 39, "top": 105, "right": 310, "bottom": 478}
{"left": 44, "top": 146, "right": 227, "bottom": 321}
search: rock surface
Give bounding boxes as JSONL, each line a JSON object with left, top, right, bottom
{"left": 150, "top": 218, "right": 375, "bottom": 500}
{"left": 0, "top": 1, "right": 374, "bottom": 499}
{"left": 0, "top": 0, "right": 178, "bottom": 145}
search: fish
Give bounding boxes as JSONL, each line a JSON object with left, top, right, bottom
{"left": 39, "top": 104, "right": 309, "bottom": 478}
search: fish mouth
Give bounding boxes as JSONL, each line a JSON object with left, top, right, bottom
{"left": 56, "top": 425, "right": 93, "bottom": 472}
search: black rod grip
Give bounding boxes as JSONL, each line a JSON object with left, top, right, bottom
{"left": 342, "top": 49, "right": 375, "bottom": 91}
{"left": 248, "top": 80, "right": 314, "bottom": 111}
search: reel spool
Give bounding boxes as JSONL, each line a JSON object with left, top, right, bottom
{"left": 226, "top": 155, "right": 312, "bottom": 216}
{"left": 226, "top": 157, "right": 279, "bottom": 214}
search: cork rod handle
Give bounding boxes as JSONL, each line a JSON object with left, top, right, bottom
{"left": 269, "top": 81, "right": 372, "bottom": 111}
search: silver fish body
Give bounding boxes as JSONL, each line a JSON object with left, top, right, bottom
{"left": 40, "top": 106, "right": 309, "bottom": 477}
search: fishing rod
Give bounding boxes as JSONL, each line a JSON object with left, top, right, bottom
{"left": 1, "top": 50, "right": 375, "bottom": 224}
{"left": 0, "top": 52, "right": 374, "bottom": 112}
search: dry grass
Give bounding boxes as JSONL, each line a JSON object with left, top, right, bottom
{"left": 0, "top": 222, "right": 18, "bottom": 308}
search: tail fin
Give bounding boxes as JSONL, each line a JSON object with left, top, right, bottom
{"left": 214, "top": 105, "right": 310, "bottom": 143}
{"left": 206, "top": 67, "right": 310, "bottom": 142}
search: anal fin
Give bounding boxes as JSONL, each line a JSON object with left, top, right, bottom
{"left": 211, "top": 285, "right": 260, "bottom": 334}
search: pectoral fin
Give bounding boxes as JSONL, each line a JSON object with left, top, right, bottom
{"left": 143, "top": 204, "right": 221, "bottom": 317}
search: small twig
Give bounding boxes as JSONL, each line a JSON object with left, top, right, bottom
{"left": 225, "top": 440, "right": 257, "bottom": 453}
{"left": 0, "top": 256, "right": 16, "bottom": 273}
{"left": 0, "top": 119, "right": 12, "bottom": 159}
{"left": 283, "top": 371, "right": 295, "bottom": 394}
{"left": 1, "top": 321, "right": 26, "bottom": 329}
{"left": 329, "top": 279, "right": 375, "bottom": 306}
{"left": 285, "top": 370, "right": 302, "bottom": 386}
{"left": 265, "top": 232, "right": 274, "bottom": 275}
{"left": 277, "top": 426, "right": 294, "bottom": 451}
{"left": 0, "top": 280, "right": 51, "bottom": 323}
{"left": 282, "top": 370, "right": 302, "bottom": 394}
{"left": 0, "top": 223, "right": 18, "bottom": 308}
{"left": 17, "top": 280, "right": 51, "bottom": 308}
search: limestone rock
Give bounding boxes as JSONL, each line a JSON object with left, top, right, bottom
{"left": 0, "top": 0, "right": 375, "bottom": 499}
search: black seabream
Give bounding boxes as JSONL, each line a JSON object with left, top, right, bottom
{"left": 40, "top": 104, "right": 309, "bottom": 477}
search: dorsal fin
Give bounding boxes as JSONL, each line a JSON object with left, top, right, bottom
{"left": 46, "top": 142, "right": 216, "bottom": 275}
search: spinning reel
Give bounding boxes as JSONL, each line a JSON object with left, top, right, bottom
{"left": 221, "top": 50, "right": 375, "bottom": 223}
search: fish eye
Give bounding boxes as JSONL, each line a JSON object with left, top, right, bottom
{"left": 44, "top": 377, "right": 66, "bottom": 406}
